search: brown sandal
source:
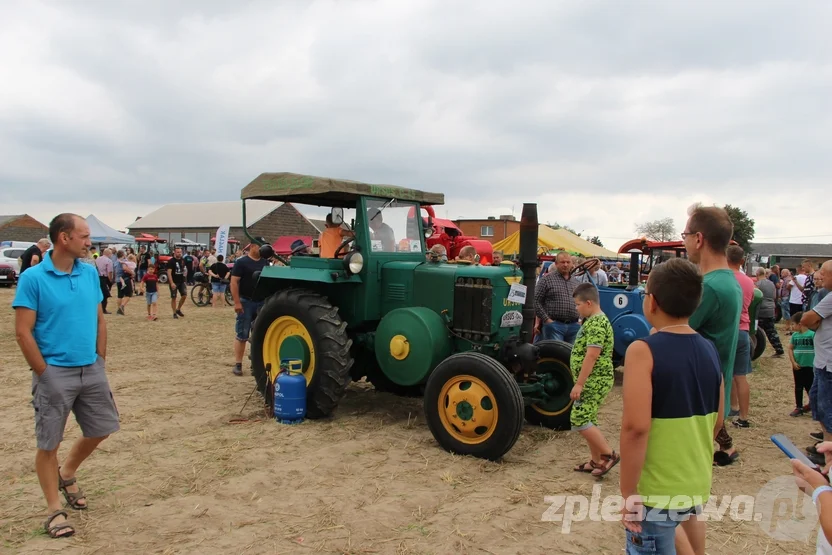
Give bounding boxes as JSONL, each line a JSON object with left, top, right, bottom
{"left": 574, "top": 460, "right": 595, "bottom": 473}
{"left": 58, "top": 469, "right": 87, "bottom": 510}
{"left": 44, "top": 509, "right": 75, "bottom": 538}
{"left": 591, "top": 451, "right": 621, "bottom": 477}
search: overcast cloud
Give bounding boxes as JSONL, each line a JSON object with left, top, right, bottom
{"left": 1, "top": 0, "right": 830, "bottom": 249}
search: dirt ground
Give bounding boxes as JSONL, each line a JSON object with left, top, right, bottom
{"left": 0, "top": 285, "right": 822, "bottom": 554}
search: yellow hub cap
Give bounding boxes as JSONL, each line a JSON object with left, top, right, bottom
{"left": 389, "top": 334, "right": 410, "bottom": 360}
{"left": 437, "top": 375, "right": 498, "bottom": 445}
{"left": 263, "top": 316, "right": 316, "bottom": 385}
{"left": 531, "top": 357, "right": 572, "bottom": 416}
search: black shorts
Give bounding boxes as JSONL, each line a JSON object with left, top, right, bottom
{"left": 169, "top": 281, "right": 187, "bottom": 298}
{"left": 117, "top": 279, "right": 133, "bottom": 299}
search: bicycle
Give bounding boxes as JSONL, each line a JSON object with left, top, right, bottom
{"left": 191, "top": 273, "right": 233, "bottom": 307}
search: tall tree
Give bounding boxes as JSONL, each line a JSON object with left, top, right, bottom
{"left": 723, "top": 204, "right": 755, "bottom": 253}
{"left": 588, "top": 235, "right": 604, "bottom": 247}
{"left": 634, "top": 218, "right": 677, "bottom": 242}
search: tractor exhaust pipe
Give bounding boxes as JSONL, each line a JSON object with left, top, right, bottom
{"left": 628, "top": 251, "right": 641, "bottom": 290}
{"left": 519, "top": 203, "right": 538, "bottom": 343}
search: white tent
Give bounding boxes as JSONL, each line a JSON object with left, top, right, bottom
{"left": 86, "top": 214, "right": 135, "bottom": 244}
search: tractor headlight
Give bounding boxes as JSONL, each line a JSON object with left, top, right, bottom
{"left": 344, "top": 252, "right": 364, "bottom": 274}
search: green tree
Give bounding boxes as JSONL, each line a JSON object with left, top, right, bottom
{"left": 588, "top": 235, "right": 604, "bottom": 247}
{"left": 723, "top": 204, "right": 755, "bottom": 253}
{"left": 634, "top": 218, "right": 676, "bottom": 242}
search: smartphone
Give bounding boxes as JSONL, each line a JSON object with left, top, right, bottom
{"left": 771, "top": 433, "right": 823, "bottom": 471}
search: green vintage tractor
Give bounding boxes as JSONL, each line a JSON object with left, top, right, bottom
{"left": 241, "top": 173, "right": 574, "bottom": 460}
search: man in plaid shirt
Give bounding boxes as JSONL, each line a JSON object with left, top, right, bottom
{"left": 534, "top": 251, "right": 581, "bottom": 344}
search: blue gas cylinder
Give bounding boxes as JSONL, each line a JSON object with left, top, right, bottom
{"left": 273, "top": 359, "right": 306, "bottom": 424}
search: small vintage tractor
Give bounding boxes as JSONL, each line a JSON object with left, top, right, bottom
{"left": 134, "top": 234, "right": 172, "bottom": 283}
{"left": 571, "top": 257, "right": 651, "bottom": 366}
{"left": 241, "top": 173, "right": 575, "bottom": 460}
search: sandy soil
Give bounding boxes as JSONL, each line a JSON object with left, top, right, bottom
{"left": 0, "top": 285, "right": 821, "bottom": 554}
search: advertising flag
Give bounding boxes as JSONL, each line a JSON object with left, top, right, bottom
{"left": 215, "top": 224, "right": 231, "bottom": 259}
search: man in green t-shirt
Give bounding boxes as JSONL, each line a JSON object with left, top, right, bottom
{"left": 682, "top": 205, "right": 742, "bottom": 466}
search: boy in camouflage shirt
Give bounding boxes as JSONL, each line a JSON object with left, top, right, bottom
{"left": 570, "top": 283, "right": 618, "bottom": 478}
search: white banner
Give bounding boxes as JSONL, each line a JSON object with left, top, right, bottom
{"left": 215, "top": 224, "right": 231, "bottom": 258}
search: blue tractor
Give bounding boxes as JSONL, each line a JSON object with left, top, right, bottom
{"left": 571, "top": 254, "right": 650, "bottom": 365}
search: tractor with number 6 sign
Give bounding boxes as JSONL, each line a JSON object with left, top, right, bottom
{"left": 240, "top": 173, "right": 576, "bottom": 460}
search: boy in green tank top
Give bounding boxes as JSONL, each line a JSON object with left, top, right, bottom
{"left": 621, "top": 258, "right": 725, "bottom": 555}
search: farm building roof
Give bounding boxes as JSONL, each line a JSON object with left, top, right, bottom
{"left": 0, "top": 215, "right": 28, "bottom": 227}
{"left": 127, "top": 200, "right": 277, "bottom": 230}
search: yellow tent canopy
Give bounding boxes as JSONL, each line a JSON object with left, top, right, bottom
{"left": 491, "top": 225, "right": 625, "bottom": 259}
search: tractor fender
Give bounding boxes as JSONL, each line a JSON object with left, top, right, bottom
{"left": 253, "top": 266, "right": 361, "bottom": 301}
{"left": 375, "top": 307, "right": 452, "bottom": 386}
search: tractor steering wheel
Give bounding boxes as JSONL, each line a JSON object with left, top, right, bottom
{"left": 570, "top": 258, "right": 600, "bottom": 278}
{"left": 333, "top": 236, "right": 356, "bottom": 259}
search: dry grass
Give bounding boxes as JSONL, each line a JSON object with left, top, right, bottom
{"left": 0, "top": 287, "right": 820, "bottom": 553}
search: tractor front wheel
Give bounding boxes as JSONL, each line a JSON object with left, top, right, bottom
{"left": 524, "top": 340, "right": 574, "bottom": 430}
{"left": 424, "top": 352, "right": 524, "bottom": 461}
{"left": 250, "top": 288, "right": 353, "bottom": 419}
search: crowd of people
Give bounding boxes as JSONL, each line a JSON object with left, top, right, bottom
{"left": 10, "top": 209, "right": 832, "bottom": 552}
{"left": 532, "top": 205, "right": 832, "bottom": 553}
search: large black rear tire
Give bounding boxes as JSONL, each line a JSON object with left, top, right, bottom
{"left": 250, "top": 288, "right": 353, "bottom": 419}
{"left": 424, "top": 352, "right": 524, "bottom": 461}
{"left": 524, "top": 340, "right": 574, "bottom": 430}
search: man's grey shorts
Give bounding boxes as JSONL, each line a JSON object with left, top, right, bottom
{"left": 31, "top": 356, "right": 120, "bottom": 451}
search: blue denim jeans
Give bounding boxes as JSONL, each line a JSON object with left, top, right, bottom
{"left": 814, "top": 366, "right": 832, "bottom": 432}
{"left": 780, "top": 299, "right": 791, "bottom": 321}
{"left": 625, "top": 507, "right": 699, "bottom": 554}
{"left": 235, "top": 298, "right": 264, "bottom": 342}
{"left": 538, "top": 320, "right": 580, "bottom": 344}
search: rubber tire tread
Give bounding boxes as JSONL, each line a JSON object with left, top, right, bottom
{"left": 423, "top": 352, "right": 524, "bottom": 461}
{"left": 524, "top": 340, "right": 574, "bottom": 430}
{"left": 751, "top": 327, "right": 766, "bottom": 361}
{"left": 191, "top": 284, "right": 210, "bottom": 307}
{"left": 250, "top": 288, "right": 353, "bottom": 419}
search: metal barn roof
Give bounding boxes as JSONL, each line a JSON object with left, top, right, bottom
{"left": 127, "top": 200, "right": 277, "bottom": 230}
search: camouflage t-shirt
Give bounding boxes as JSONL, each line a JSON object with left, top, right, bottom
{"left": 570, "top": 312, "right": 615, "bottom": 383}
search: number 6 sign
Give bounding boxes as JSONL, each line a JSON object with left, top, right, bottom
{"left": 613, "top": 294, "right": 629, "bottom": 309}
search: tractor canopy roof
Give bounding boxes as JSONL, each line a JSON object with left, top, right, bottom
{"left": 241, "top": 172, "right": 444, "bottom": 208}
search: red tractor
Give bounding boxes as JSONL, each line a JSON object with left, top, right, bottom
{"left": 414, "top": 206, "right": 494, "bottom": 264}
{"left": 134, "top": 234, "right": 172, "bottom": 283}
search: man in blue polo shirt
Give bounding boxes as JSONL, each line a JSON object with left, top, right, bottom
{"left": 13, "top": 213, "right": 120, "bottom": 539}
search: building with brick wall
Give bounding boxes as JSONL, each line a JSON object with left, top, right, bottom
{"left": 0, "top": 214, "right": 49, "bottom": 243}
{"left": 127, "top": 201, "right": 325, "bottom": 248}
{"left": 454, "top": 215, "right": 519, "bottom": 244}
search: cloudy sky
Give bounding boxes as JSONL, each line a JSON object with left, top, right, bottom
{"left": 1, "top": 0, "right": 830, "bottom": 250}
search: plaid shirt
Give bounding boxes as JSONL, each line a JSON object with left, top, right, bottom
{"left": 535, "top": 270, "right": 579, "bottom": 323}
